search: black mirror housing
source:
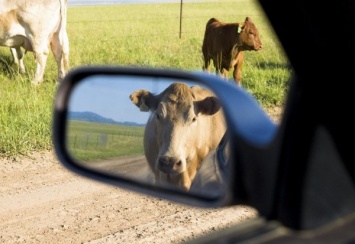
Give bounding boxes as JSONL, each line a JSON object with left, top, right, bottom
{"left": 53, "top": 66, "right": 277, "bottom": 209}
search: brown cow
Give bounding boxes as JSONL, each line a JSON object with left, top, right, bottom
{"left": 0, "top": 0, "right": 69, "bottom": 84}
{"left": 130, "top": 82, "right": 226, "bottom": 191}
{"left": 202, "top": 17, "right": 262, "bottom": 86}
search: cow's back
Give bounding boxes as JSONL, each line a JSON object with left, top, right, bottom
{"left": 0, "top": 0, "right": 67, "bottom": 53}
{"left": 202, "top": 18, "right": 239, "bottom": 58}
{"left": 0, "top": 0, "right": 69, "bottom": 84}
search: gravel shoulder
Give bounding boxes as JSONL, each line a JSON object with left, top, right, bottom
{"left": 0, "top": 150, "right": 257, "bottom": 243}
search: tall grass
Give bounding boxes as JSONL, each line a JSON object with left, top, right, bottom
{"left": 0, "top": 0, "right": 292, "bottom": 157}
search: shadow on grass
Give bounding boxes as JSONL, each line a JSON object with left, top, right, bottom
{"left": 256, "top": 61, "right": 292, "bottom": 70}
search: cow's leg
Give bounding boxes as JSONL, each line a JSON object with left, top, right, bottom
{"left": 222, "top": 69, "right": 229, "bottom": 80}
{"left": 10, "top": 47, "right": 26, "bottom": 74}
{"left": 32, "top": 51, "right": 48, "bottom": 85}
{"left": 50, "top": 30, "right": 70, "bottom": 83}
{"left": 233, "top": 67, "right": 242, "bottom": 86}
{"left": 213, "top": 56, "right": 220, "bottom": 76}
{"left": 233, "top": 52, "right": 244, "bottom": 86}
{"left": 28, "top": 36, "right": 50, "bottom": 84}
{"left": 214, "top": 52, "right": 227, "bottom": 79}
{"left": 202, "top": 52, "right": 211, "bottom": 73}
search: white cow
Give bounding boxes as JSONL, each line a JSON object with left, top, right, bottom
{"left": 0, "top": 0, "right": 69, "bottom": 84}
{"left": 130, "top": 82, "right": 226, "bottom": 191}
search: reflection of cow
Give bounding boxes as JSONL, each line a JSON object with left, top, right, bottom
{"left": 190, "top": 133, "right": 230, "bottom": 196}
{"left": 0, "top": 0, "right": 69, "bottom": 84}
{"left": 130, "top": 82, "right": 226, "bottom": 191}
{"left": 202, "top": 17, "right": 262, "bottom": 86}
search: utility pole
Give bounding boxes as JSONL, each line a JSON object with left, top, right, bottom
{"left": 179, "top": 0, "right": 183, "bottom": 38}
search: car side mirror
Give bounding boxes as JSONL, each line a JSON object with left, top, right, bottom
{"left": 53, "top": 66, "right": 277, "bottom": 208}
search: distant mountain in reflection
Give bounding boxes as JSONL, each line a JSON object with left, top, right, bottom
{"left": 69, "top": 111, "right": 145, "bottom": 126}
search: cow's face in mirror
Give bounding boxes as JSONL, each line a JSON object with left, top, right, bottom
{"left": 130, "top": 83, "right": 226, "bottom": 191}
{"left": 66, "top": 75, "right": 231, "bottom": 197}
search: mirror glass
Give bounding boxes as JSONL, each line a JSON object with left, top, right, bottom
{"left": 67, "top": 75, "right": 230, "bottom": 198}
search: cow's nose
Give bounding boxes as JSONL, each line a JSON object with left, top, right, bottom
{"left": 157, "top": 156, "right": 182, "bottom": 174}
{"left": 158, "top": 156, "right": 170, "bottom": 167}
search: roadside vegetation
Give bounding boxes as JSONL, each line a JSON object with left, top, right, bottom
{"left": 0, "top": 0, "right": 291, "bottom": 157}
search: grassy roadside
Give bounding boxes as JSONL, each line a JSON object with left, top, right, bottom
{"left": 0, "top": 0, "right": 291, "bottom": 158}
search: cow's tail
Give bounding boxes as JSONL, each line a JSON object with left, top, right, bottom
{"left": 59, "top": 0, "right": 70, "bottom": 73}
{"left": 59, "top": 0, "right": 67, "bottom": 32}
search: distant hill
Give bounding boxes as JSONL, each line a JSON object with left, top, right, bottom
{"left": 69, "top": 111, "right": 144, "bottom": 127}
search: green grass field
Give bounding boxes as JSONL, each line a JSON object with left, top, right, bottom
{"left": 0, "top": 0, "right": 292, "bottom": 157}
{"left": 67, "top": 121, "right": 144, "bottom": 161}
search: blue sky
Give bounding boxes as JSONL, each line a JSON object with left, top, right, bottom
{"left": 68, "top": 75, "right": 200, "bottom": 124}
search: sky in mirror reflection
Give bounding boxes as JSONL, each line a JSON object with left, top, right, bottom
{"left": 69, "top": 75, "right": 202, "bottom": 124}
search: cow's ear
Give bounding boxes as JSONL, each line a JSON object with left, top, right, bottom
{"left": 129, "top": 89, "right": 157, "bottom": 112}
{"left": 238, "top": 22, "right": 245, "bottom": 33}
{"left": 195, "top": 96, "right": 221, "bottom": 115}
{"left": 245, "top": 17, "right": 252, "bottom": 23}
{"left": 238, "top": 17, "right": 252, "bottom": 33}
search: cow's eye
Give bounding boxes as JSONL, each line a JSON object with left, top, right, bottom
{"left": 192, "top": 117, "right": 197, "bottom": 123}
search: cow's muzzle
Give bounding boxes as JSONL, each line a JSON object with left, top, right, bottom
{"left": 255, "top": 44, "right": 262, "bottom": 50}
{"left": 156, "top": 156, "right": 184, "bottom": 174}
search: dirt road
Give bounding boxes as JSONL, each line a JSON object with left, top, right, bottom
{"left": 0, "top": 106, "right": 282, "bottom": 243}
{"left": 0, "top": 150, "right": 257, "bottom": 243}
